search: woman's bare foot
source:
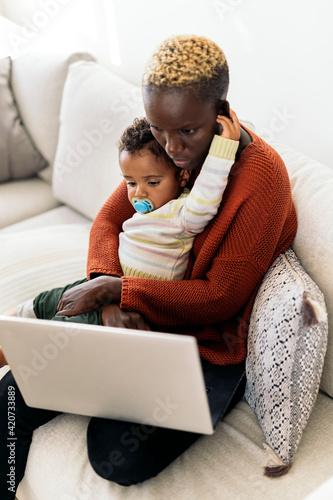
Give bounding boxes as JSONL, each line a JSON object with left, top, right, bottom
{"left": 0, "top": 346, "right": 8, "bottom": 368}
{"left": 0, "top": 314, "right": 16, "bottom": 367}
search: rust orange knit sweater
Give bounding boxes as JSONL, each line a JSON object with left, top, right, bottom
{"left": 87, "top": 130, "right": 297, "bottom": 365}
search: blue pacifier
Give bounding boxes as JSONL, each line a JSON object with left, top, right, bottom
{"left": 132, "top": 198, "right": 155, "bottom": 213}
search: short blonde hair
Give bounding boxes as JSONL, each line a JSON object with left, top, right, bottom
{"left": 142, "top": 35, "right": 229, "bottom": 102}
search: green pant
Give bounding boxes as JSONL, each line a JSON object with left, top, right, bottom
{"left": 33, "top": 278, "right": 103, "bottom": 325}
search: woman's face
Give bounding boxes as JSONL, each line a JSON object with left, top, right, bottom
{"left": 143, "top": 87, "right": 218, "bottom": 171}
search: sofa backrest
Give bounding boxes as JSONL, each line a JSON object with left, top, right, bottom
{"left": 270, "top": 140, "right": 333, "bottom": 397}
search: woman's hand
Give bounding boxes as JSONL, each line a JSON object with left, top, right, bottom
{"left": 216, "top": 108, "right": 241, "bottom": 141}
{"left": 56, "top": 276, "right": 122, "bottom": 317}
{"left": 0, "top": 346, "right": 8, "bottom": 368}
{"left": 102, "top": 303, "right": 151, "bottom": 330}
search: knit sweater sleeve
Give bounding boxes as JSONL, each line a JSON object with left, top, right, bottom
{"left": 179, "top": 135, "right": 239, "bottom": 235}
{"left": 87, "top": 180, "right": 134, "bottom": 278}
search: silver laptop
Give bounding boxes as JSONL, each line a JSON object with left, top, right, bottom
{"left": 0, "top": 315, "right": 213, "bottom": 434}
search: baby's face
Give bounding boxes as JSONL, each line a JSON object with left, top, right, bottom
{"left": 119, "top": 149, "right": 186, "bottom": 212}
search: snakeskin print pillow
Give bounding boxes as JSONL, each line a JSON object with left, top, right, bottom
{"left": 245, "top": 248, "right": 328, "bottom": 477}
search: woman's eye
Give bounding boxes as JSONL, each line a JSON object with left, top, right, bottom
{"left": 182, "top": 129, "right": 196, "bottom": 135}
{"left": 127, "top": 182, "right": 136, "bottom": 187}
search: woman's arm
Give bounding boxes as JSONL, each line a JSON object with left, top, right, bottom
{"left": 56, "top": 275, "right": 122, "bottom": 316}
{"left": 87, "top": 180, "right": 135, "bottom": 279}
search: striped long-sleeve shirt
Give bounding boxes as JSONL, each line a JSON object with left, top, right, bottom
{"left": 118, "top": 135, "right": 239, "bottom": 280}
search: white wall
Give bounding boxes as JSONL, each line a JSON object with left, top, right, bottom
{"left": 1, "top": 0, "right": 332, "bottom": 167}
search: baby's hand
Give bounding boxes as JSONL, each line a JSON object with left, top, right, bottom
{"left": 216, "top": 109, "right": 241, "bottom": 141}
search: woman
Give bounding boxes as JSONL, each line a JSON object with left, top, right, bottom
{"left": 59, "top": 34, "right": 297, "bottom": 364}
{"left": 0, "top": 35, "right": 297, "bottom": 496}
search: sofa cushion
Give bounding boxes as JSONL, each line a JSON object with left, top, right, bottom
{"left": 2, "top": 357, "right": 331, "bottom": 499}
{"left": 0, "top": 56, "right": 48, "bottom": 182}
{"left": 245, "top": 248, "right": 328, "bottom": 475}
{"left": 1, "top": 365, "right": 329, "bottom": 500}
{"left": 52, "top": 60, "right": 145, "bottom": 220}
{"left": 0, "top": 177, "right": 61, "bottom": 229}
{"left": 10, "top": 51, "right": 96, "bottom": 183}
{"left": 269, "top": 141, "right": 333, "bottom": 397}
{"left": 0, "top": 224, "right": 91, "bottom": 315}
{"left": 1, "top": 205, "right": 91, "bottom": 234}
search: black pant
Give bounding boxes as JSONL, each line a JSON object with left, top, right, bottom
{"left": 0, "top": 361, "right": 245, "bottom": 499}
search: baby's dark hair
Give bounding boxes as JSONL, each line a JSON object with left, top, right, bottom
{"left": 118, "top": 117, "right": 176, "bottom": 169}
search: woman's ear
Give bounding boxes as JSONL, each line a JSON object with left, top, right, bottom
{"left": 179, "top": 169, "right": 191, "bottom": 187}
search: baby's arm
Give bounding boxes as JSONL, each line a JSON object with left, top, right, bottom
{"left": 180, "top": 110, "right": 240, "bottom": 234}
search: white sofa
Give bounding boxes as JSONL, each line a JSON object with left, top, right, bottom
{"left": 1, "top": 51, "right": 333, "bottom": 500}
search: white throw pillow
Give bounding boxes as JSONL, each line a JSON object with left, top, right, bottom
{"left": 52, "top": 60, "right": 145, "bottom": 220}
{"left": 11, "top": 51, "right": 96, "bottom": 180}
{"left": 0, "top": 56, "right": 48, "bottom": 182}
